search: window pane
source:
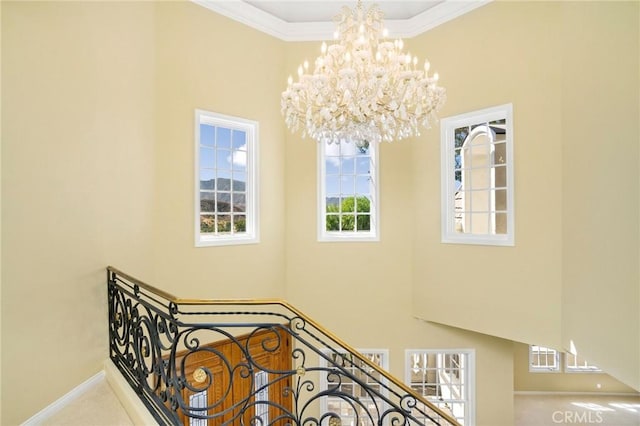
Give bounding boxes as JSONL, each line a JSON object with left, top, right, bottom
{"left": 189, "top": 390, "right": 208, "bottom": 426}
{"left": 340, "top": 142, "right": 357, "bottom": 156}
{"left": 232, "top": 193, "right": 246, "bottom": 212}
{"left": 356, "top": 196, "right": 371, "bottom": 213}
{"left": 217, "top": 170, "right": 231, "bottom": 190}
{"left": 326, "top": 214, "right": 339, "bottom": 231}
{"left": 217, "top": 215, "right": 231, "bottom": 233}
{"left": 200, "top": 192, "right": 215, "bottom": 213}
{"left": 232, "top": 130, "right": 246, "bottom": 150}
{"left": 326, "top": 176, "right": 340, "bottom": 196}
{"left": 455, "top": 127, "right": 469, "bottom": 148}
{"left": 493, "top": 142, "right": 507, "bottom": 166}
{"left": 233, "top": 214, "right": 246, "bottom": 233}
{"left": 200, "top": 124, "right": 215, "bottom": 147}
{"left": 200, "top": 170, "right": 215, "bottom": 190}
{"left": 341, "top": 197, "right": 356, "bottom": 212}
{"left": 494, "top": 189, "right": 507, "bottom": 210}
{"left": 356, "top": 157, "right": 370, "bottom": 174}
{"left": 326, "top": 197, "right": 339, "bottom": 212}
{"left": 470, "top": 125, "right": 490, "bottom": 145}
{"left": 216, "top": 149, "right": 231, "bottom": 170}
{"left": 494, "top": 164, "right": 507, "bottom": 186}
{"left": 230, "top": 149, "right": 247, "bottom": 172}
{"left": 469, "top": 213, "right": 490, "bottom": 235}
{"left": 356, "top": 214, "right": 370, "bottom": 231}
{"left": 341, "top": 157, "right": 355, "bottom": 174}
{"left": 200, "top": 147, "right": 215, "bottom": 169}
{"left": 216, "top": 127, "right": 231, "bottom": 149}
{"left": 326, "top": 158, "right": 339, "bottom": 174}
{"left": 341, "top": 175, "right": 355, "bottom": 195}
{"left": 356, "top": 176, "right": 371, "bottom": 196}
{"left": 341, "top": 214, "right": 355, "bottom": 231}
{"left": 233, "top": 172, "right": 246, "bottom": 191}
{"left": 200, "top": 215, "right": 215, "bottom": 233}
{"left": 468, "top": 164, "right": 491, "bottom": 190}
{"left": 217, "top": 193, "right": 231, "bottom": 212}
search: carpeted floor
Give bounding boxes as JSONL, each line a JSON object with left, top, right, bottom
{"left": 515, "top": 393, "right": 640, "bottom": 426}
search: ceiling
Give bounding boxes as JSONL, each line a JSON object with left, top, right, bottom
{"left": 244, "top": 1, "right": 443, "bottom": 23}
{"left": 192, "top": 0, "right": 491, "bottom": 41}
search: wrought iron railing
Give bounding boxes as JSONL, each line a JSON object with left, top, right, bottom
{"left": 107, "top": 266, "right": 461, "bottom": 426}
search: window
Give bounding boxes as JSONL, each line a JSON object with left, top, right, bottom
{"left": 320, "top": 349, "right": 388, "bottom": 425}
{"left": 318, "top": 141, "right": 379, "bottom": 241}
{"left": 254, "top": 370, "right": 269, "bottom": 423}
{"left": 441, "top": 104, "right": 514, "bottom": 246}
{"left": 188, "top": 390, "right": 208, "bottom": 426}
{"left": 405, "top": 349, "right": 475, "bottom": 426}
{"left": 565, "top": 352, "right": 602, "bottom": 373}
{"left": 528, "top": 345, "right": 602, "bottom": 373}
{"left": 195, "top": 110, "right": 258, "bottom": 246}
{"left": 529, "top": 345, "right": 560, "bottom": 372}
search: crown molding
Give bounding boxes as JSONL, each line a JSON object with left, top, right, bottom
{"left": 192, "top": 0, "right": 492, "bottom": 41}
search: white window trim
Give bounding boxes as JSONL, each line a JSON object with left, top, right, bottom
{"left": 317, "top": 142, "right": 380, "bottom": 242}
{"left": 529, "top": 345, "right": 561, "bottom": 373}
{"left": 440, "top": 103, "right": 514, "bottom": 246}
{"left": 195, "top": 109, "right": 259, "bottom": 247}
{"left": 405, "top": 349, "right": 476, "bottom": 426}
{"left": 319, "top": 349, "right": 389, "bottom": 417}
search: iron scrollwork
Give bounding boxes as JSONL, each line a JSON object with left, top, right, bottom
{"left": 107, "top": 267, "right": 458, "bottom": 426}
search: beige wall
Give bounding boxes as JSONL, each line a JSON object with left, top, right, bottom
{"left": 284, "top": 42, "right": 514, "bottom": 426}
{"left": 412, "top": 0, "right": 563, "bottom": 349}
{"left": 560, "top": 1, "right": 640, "bottom": 392}
{"left": 0, "top": 0, "right": 3, "bottom": 419}
{"left": 2, "top": 2, "right": 157, "bottom": 424}
{"left": 1, "top": 2, "right": 287, "bottom": 423}
{"left": 513, "top": 342, "right": 637, "bottom": 394}
{"left": 149, "top": 2, "right": 287, "bottom": 298}
{"left": 0, "top": 2, "right": 2, "bottom": 420}
{"left": 411, "top": 1, "right": 640, "bottom": 391}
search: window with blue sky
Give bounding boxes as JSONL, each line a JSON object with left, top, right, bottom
{"left": 318, "top": 141, "right": 378, "bottom": 241}
{"left": 195, "top": 110, "right": 258, "bottom": 246}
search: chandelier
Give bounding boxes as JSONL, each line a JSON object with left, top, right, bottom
{"left": 281, "top": 1, "right": 446, "bottom": 145}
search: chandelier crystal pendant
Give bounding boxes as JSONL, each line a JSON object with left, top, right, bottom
{"left": 281, "top": 1, "right": 446, "bottom": 145}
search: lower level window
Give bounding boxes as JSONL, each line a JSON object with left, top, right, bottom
{"left": 528, "top": 345, "right": 601, "bottom": 373}
{"left": 320, "top": 350, "right": 388, "bottom": 424}
{"left": 405, "top": 349, "right": 475, "bottom": 425}
{"left": 529, "top": 345, "right": 560, "bottom": 372}
{"left": 565, "top": 352, "right": 601, "bottom": 373}
{"left": 254, "top": 371, "right": 269, "bottom": 423}
{"left": 188, "top": 391, "right": 207, "bottom": 426}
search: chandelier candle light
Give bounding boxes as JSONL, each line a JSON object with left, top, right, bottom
{"left": 281, "top": 1, "right": 446, "bottom": 145}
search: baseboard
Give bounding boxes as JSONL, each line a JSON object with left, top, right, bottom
{"left": 22, "top": 371, "right": 105, "bottom": 425}
{"left": 104, "top": 359, "right": 158, "bottom": 426}
{"left": 514, "top": 390, "right": 640, "bottom": 397}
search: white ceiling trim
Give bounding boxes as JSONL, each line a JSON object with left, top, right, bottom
{"left": 192, "top": 0, "right": 491, "bottom": 41}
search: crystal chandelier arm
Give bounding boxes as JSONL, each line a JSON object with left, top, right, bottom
{"left": 281, "top": 3, "right": 446, "bottom": 144}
